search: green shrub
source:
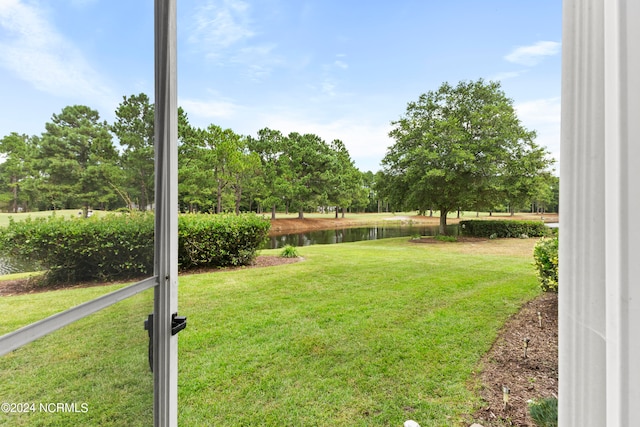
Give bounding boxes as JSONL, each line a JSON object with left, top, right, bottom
{"left": 178, "top": 214, "right": 271, "bottom": 270}
{"left": 0, "top": 213, "right": 155, "bottom": 284}
{"left": 528, "top": 397, "right": 558, "bottom": 427}
{"left": 434, "top": 234, "right": 458, "bottom": 242}
{"left": 279, "top": 245, "right": 299, "bottom": 258}
{"left": 459, "top": 220, "right": 550, "bottom": 238}
{"left": 0, "top": 213, "right": 270, "bottom": 285}
{"left": 533, "top": 236, "right": 559, "bottom": 292}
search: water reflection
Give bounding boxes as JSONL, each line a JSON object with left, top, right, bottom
{"left": 0, "top": 256, "right": 40, "bottom": 276}
{"left": 263, "top": 224, "right": 459, "bottom": 249}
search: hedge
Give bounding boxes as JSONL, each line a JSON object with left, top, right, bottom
{"left": 178, "top": 214, "right": 271, "bottom": 270}
{"left": 459, "top": 220, "right": 551, "bottom": 238}
{"left": 0, "top": 213, "right": 270, "bottom": 285}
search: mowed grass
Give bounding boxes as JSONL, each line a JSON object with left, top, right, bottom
{"left": 0, "top": 238, "right": 540, "bottom": 426}
{"left": 0, "top": 209, "right": 115, "bottom": 227}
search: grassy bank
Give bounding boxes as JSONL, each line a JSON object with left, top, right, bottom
{"left": 0, "top": 237, "right": 540, "bottom": 426}
{"left": 0, "top": 209, "right": 557, "bottom": 228}
{"left": 0, "top": 209, "right": 113, "bottom": 228}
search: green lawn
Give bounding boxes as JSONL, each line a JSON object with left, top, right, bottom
{"left": 0, "top": 209, "right": 112, "bottom": 227}
{"left": 0, "top": 238, "right": 540, "bottom": 426}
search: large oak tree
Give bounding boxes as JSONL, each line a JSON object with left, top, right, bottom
{"left": 382, "top": 79, "right": 552, "bottom": 234}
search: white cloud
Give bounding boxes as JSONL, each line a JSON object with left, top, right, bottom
{"left": 252, "top": 112, "right": 392, "bottom": 171}
{"left": 0, "top": 0, "right": 113, "bottom": 103}
{"left": 179, "top": 98, "right": 240, "bottom": 122}
{"left": 67, "top": 0, "right": 98, "bottom": 7}
{"left": 505, "top": 41, "right": 561, "bottom": 66}
{"left": 515, "top": 97, "right": 561, "bottom": 169}
{"left": 187, "top": 0, "right": 285, "bottom": 81}
{"left": 180, "top": 93, "right": 392, "bottom": 171}
{"left": 489, "top": 70, "right": 525, "bottom": 82}
{"left": 188, "top": 0, "right": 254, "bottom": 57}
{"left": 334, "top": 60, "right": 348, "bottom": 69}
{"left": 321, "top": 80, "right": 336, "bottom": 97}
{"left": 230, "top": 44, "right": 283, "bottom": 80}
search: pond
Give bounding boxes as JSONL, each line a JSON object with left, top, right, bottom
{"left": 1, "top": 222, "right": 557, "bottom": 274}
{"left": 0, "top": 225, "right": 454, "bottom": 275}
{"left": 0, "top": 256, "right": 41, "bottom": 276}
{"left": 262, "top": 224, "right": 459, "bottom": 249}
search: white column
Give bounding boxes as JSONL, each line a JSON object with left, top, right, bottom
{"left": 153, "top": 0, "right": 179, "bottom": 426}
{"left": 604, "top": 1, "right": 640, "bottom": 425}
{"left": 560, "top": 0, "right": 640, "bottom": 425}
{"left": 559, "top": 1, "right": 606, "bottom": 425}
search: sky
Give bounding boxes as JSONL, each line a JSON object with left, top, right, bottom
{"left": 0, "top": 0, "right": 561, "bottom": 173}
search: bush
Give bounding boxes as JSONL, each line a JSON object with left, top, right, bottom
{"left": 434, "top": 234, "right": 457, "bottom": 242}
{"left": 0, "top": 213, "right": 154, "bottom": 284}
{"left": 178, "top": 214, "right": 270, "bottom": 270}
{"left": 459, "top": 220, "right": 551, "bottom": 238}
{"left": 0, "top": 213, "right": 271, "bottom": 285}
{"left": 528, "top": 397, "right": 558, "bottom": 427}
{"left": 533, "top": 235, "right": 559, "bottom": 292}
{"left": 279, "top": 245, "right": 299, "bottom": 258}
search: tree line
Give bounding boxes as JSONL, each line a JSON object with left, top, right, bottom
{"left": 0, "top": 93, "right": 371, "bottom": 218}
{"left": 0, "top": 80, "right": 558, "bottom": 220}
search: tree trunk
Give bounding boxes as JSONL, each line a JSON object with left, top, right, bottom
{"left": 439, "top": 209, "right": 448, "bottom": 235}
{"left": 298, "top": 208, "right": 304, "bottom": 219}
{"left": 140, "top": 177, "right": 148, "bottom": 211}
{"left": 341, "top": 207, "right": 345, "bottom": 218}
{"left": 335, "top": 207, "right": 339, "bottom": 219}
{"left": 271, "top": 204, "right": 276, "bottom": 220}
{"left": 216, "top": 182, "right": 223, "bottom": 214}
{"left": 11, "top": 175, "right": 18, "bottom": 213}
{"left": 234, "top": 186, "right": 241, "bottom": 215}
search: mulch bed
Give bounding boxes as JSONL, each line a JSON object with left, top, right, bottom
{"left": 0, "top": 255, "right": 302, "bottom": 297}
{"left": 470, "top": 292, "right": 558, "bottom": 426}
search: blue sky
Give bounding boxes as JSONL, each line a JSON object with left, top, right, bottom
{"left": 0, "top": 0, "right": 561, "bottom": 173}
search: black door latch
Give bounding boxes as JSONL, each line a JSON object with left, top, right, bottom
{"left": 171, "top": 313, "right": 187, "bottom": 335}
{"left": 144, "top": 313, "right": 188, "bottom": 372}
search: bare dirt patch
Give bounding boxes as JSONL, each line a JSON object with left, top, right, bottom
{"left": 268, "top": 216, "right": 441, "bottom": 235}
{"left": 269, "top": 213, "right": 557, "bottom": 235}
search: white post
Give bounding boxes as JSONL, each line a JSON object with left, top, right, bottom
{"left": 560, "top": 0, "right": 640, "bottom": 425}
{"left": 153, "top": 0, "right": 179, "bottom": 426}
{"left": 603, "top": 1, "right": 640, "bottom": 425}
{"left": 559, "top": 2, "right": 606, "bottom": 425}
